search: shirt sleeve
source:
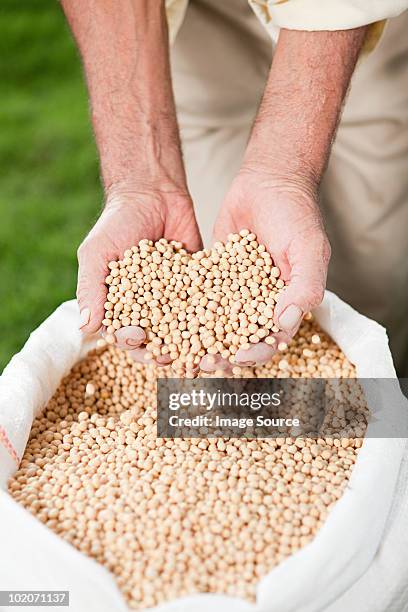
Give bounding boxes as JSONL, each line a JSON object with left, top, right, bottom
{"left": 165, "top": 0, "right": 189, "bottom": 44}
{"left": 248, "top": 0, "right": 408, "bottom": 52}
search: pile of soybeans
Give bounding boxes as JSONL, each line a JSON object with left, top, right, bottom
{"left": 8, "top": 316, "right": 367, "bottom": 609}
{"left": 103, "top": 231, "right": 286, "bottom": 375}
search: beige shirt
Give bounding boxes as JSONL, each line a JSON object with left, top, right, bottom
{"left": 166, "top": 0, "right": 408, "bottom": 51}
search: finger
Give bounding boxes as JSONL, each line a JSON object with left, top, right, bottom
{"left": 77, "top": 242, "right": 109, "bottom": 335}
{"left": 170, "top": 361, "right": 200, "bottom": 377}
{"left": 269, "top": 251, "right": 291, "bottom": 283}
{"left": 235, "top": 330, "right": 294, "bottom": 366}
{"left": 165, "top": 209, "right": 204, "bottom": 253}
{"left": 274, "top": 236, "right": 330, "bottom": 337}
{"left": 266, "top": 330, "right": 293, "bottom": 350}
{"left": 180, "top": 224, "right": 203, "bottom": 253}
{"left": 114, "top": 326, "right": 146, "bottom": 350}
{"left": 235, "top": 342, "right": 277, "bottom": 366}
{"left": 200, "top": 354, "right": 233, "bottom": 374}
{"left": 155, "top": 354, "right": 173, "bottom": 367}
{"left": 212, "top": 207, "right": 237, "bottom": 244}
{"left": 126, "top": 347, "right": 152, "bottom": 364}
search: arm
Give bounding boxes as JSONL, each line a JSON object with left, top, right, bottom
{"left": 243, "top": 27, "right": 367, "bottom": 188}
{"left": 62, "top": 0, "right": 185, "bottom": 193}
{"left": 213, "top": 27, "right": 366, "bottom": 366}
{"left": 61, "top": 0, "right": 201, "bottom": 336}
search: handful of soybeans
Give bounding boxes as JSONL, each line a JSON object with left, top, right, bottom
{"left": 8, "top": 318, "right": 366, "bottom": 610}
{"left": 103, "top": 230, "right": 285, "bottom": 375}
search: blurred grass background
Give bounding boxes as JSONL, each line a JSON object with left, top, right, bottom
{"left": 0, "top": 0, "right": 101, "bottom": 370}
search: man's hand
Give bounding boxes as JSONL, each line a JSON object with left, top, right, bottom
{"left": 77, "top": 183, "right": 202, "bottom": 347}
{"left": 213, "top": 170, "right": 330, "bottom": 365}
{"left": 62, "top": 1, "right": 204, "bottom": 363}
{"left": 211, "top": 27, "right": 366, "bottom": 367}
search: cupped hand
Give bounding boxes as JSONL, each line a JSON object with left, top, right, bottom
{"left": 211, "top": 169, "right": 331, "bottom": 368}
{"left": 77, "top": 182, "right": 202, "bottom": 363}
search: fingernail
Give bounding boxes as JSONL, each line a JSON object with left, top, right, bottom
{"left": 278, "top": 304, "right": 302, "bottom": 331}
{"left": 79, "top": 307, "right": 91, "bottom": 330}
{"left": 235, "top": 350, "right": 256, "bottom": 366}
{"left": 125, "top": 329, "right": 146, "bottom": 347}
{"left": 156, "top": 355, "right": 172, "bottom": 366}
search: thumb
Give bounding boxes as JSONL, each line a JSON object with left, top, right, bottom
{"left": 180, "top": 214, "right": 204, "bottom": 253}
{"left": 212, "top": 210, "right": 237, "bottom": 245}
{"left": 274, "top": 236, "right": 330, "bottom": 335}
{"left": 77, "top": 241, "right": 109, "bottom": 335}
{"left": 165, "top": 208, "right": 204, "bottom": 253}
{"left": 181, "top": 228, "right": 203, "bottom": 253}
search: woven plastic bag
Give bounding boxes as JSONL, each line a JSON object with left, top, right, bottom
{"left": 1, "top": 291, "right": 407, "bottom": 612}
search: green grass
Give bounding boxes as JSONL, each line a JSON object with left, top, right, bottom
{"left": 0, "top": 0, "right": 102, "bottom": 370}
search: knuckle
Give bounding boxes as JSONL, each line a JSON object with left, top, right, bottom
{"left": 77, "top": 238, "right": 93, "bottom": 262}
{"left": 76, "top": 277, "right": 88, "bottom": 303}
{"left": 315, "top": 284, "right": 325, "bottom": 305}
{"left": 77, "top": 267, "right": 98, "bottom": 304}
{"left": 307, "top": 280, "right": 325, "bottom": 307}
{"left": 76, "top": 270, "right": 86, "bottom": 293}
{"left": 294, "top": 276, "right": 325, "bottom": 312}
{"left": 321, "top": 238, "right": 331, "bottom": 264}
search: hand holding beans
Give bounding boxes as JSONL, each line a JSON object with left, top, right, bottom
{"left": 103, "top": 231, "right": 288, "bottom": 376}
{"left": 76, "top": 185, "right": 202, "bottom": 361}
{"left": 78, "top": 181, "right": 330, "bottom": 372}
{"left": 213, "top": 170, "right": 331, "bottom": 367}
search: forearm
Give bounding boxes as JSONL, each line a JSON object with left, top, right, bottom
{"left": 61, "top": 0, "right": 185, "bottom": 193}
{"left": 243, "top": 27, "right": 367, "bottom": 189}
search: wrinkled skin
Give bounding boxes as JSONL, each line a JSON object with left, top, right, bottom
{"left": 77, "top": 186, "right": 202, "bottom": 364}
{"left": 77, "top": 173, "right": 330, "bottom": 371}
{"left": 211, "top": 170, "right": 331, "bottom": 368}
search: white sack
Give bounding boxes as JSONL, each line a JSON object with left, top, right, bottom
{"left": 0, "top": 291, "right": 407, "bottom": 612}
